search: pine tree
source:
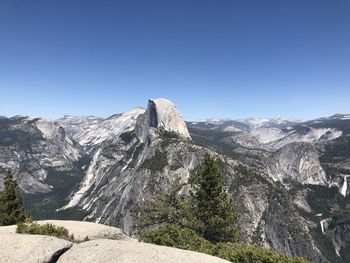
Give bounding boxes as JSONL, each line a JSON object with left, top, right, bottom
{"left": 0, "top": 171, "right": 27, "bottom": 226}
{"left": 135, "top": 178, "right": 191, "bottom": 233}
{"left": 191, "top": 154, "right": 239, "bottom": 243}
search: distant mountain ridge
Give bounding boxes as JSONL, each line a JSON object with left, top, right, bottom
{"left": 1, "top": 100, "right": 350, "bottom": 262}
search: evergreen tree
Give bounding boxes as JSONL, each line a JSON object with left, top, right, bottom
{"left": 191, "top": 154, "right": 239, "bottom": 243}
{"left": 0, "top": 171, "right": 27, "bottom": 226}
{"left": 135, "top": 178, "right": 191, "bottom": 233}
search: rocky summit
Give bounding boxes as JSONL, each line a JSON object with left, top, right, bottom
{"left": 1, "top": 99, "right": 350, "bottom": 262}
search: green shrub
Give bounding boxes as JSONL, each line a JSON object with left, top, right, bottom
{"left": 141, "top": 150, "right": 168, "bottom": 172}
{"left": 16, "top": 222, "right": 91, "bottom": 243}
{"left": 141, "top": 224, "right": 308, "bottom": 263}
{"left": 16, "top": 222, "right": 69, "bottom": 239}
{"left": 135, "top": 179, "right": 193, "bottom": 233}
{"left": 137, "top": 156, "right": 309, "bottom": 263}
{"left": 212, "top": 243, "right": 308, "bottom": 263}
{"left": 141, "top": 224, "right": 212, "bottom": 254}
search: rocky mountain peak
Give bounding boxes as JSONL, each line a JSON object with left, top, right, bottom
{"left": 151, "top": 98, "right": 191, "bottom": 139}
{"left": 57, "top": 107, "right": 145, "bottom": 150}
{"left": 136, "top": 98, "right": 191, "bottom": 141}
{"left": 35, "top": 118, "right": 65, "bottom": 141}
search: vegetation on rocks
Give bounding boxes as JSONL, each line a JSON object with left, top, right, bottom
{"left": 136, "top": 178, "right": 188, "bottom": 231}
{"left": 16, "top": 221, "right": 89, "bottom": 242}
{"left": 141, "top": 150, "right": 168, "bottom": 172}
{"left": 0, "top": 171, "right": 29, "bottom": 226}
{"left": 141, "top": 224, "right": 213, "bottom": 253}
{"left": 142, "top": 225, "right": 307, "bottom": 263}
{"left": 211, "top": 243, "right": 308, "bottom": 263}
{"left": 16, "top": 222, "right": 69, "bottom": 238}
{"left": 137, "top": 155, "right": 308, "bottom": 263}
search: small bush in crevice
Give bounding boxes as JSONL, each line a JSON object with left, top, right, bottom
{"left": 16, "top": 222, "right": 89, "bottom": 243}
{"left": 141, "top": 224, "right": 212, "bottom": 254}
{"left": 16, "top": 222, "right": 69, "bottom": 238}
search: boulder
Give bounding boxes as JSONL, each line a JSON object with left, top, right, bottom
{"left": 58, "top": 239, "right": 230, "bottom": 263}
{"left": 0, "top": 233, "right": 72, "bottom": 263}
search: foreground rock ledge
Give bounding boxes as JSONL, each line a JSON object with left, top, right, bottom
{"left": 0, "top": 220, "right": 132, "bottom": 241}
{"left": 38, "top": 220, "right": 132, "bottom": 241}
{"left": 0, "top": 220, "right": 230, "bottom": 263}
{"left": 58, "top": 239, "right": 230, "bottom": 263}
{"left": 0, "top": 233, "right": 72, "bottom": 263}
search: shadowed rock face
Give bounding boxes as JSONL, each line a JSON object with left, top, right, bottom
{"left": 148, "top": 100, "right": 158, "bottom": 128}
{"left": 135, "top": 98, "right": 191, "bottom": 142}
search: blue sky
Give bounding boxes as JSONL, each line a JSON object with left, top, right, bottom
{"left": 0, "top": 0, "right": 349, "bottom": 121}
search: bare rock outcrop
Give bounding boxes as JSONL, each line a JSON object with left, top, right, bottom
{"left": 0, "top": 220, "right": 132, "bottom": 242}
{"left": 0, "top": 233, "right": 72, "bottom": 263}
{"left": 57, "top": 239, "right": 230, "bottom": 263}
{"left": 0, "top": 220, "right": 228, "bottom": 263}
{"left": 37, "top": 220, "right": 132, "bottom": 241}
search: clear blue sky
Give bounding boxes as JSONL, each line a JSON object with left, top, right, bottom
{"left": 0, "top": 0, "right": 349, "bottom": 121}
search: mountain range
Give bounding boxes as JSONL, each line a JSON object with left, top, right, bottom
{"left": 1, "top": 98, "right": 350, "bottom": 262}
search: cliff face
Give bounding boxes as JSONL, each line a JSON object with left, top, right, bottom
{"left": 188, "top": 115, "right": 350, "bottom": 262}
{"left": 57, "top": 108, "right": 145, "bottom": 151}
{"left": 266, "top": 142, "right": 327, "bottom": 185}
{"left": 136, "top": 98, "right": 191, "bottom": 142}
{"left": 0, "top": 116, "right": 83, "bottom": 195}
{"left": 1, "top": 102, "right": 350, "bottom": 262}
